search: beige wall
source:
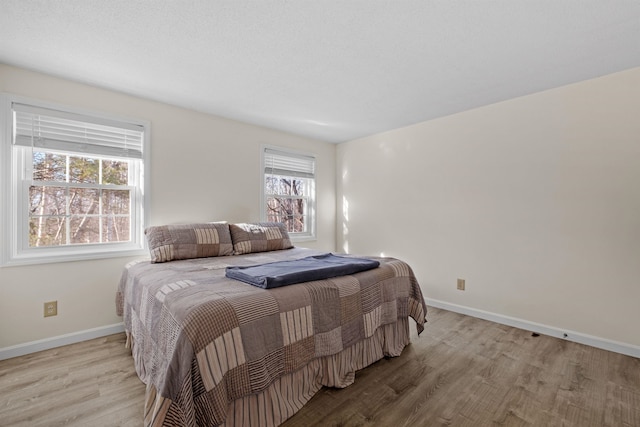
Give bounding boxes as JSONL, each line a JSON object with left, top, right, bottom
{"left": 0, "top": 64, "right": 336, "bottom": 348}
{"left": 2, "top": 62, "right": 639, "bottom": 352}
{"left": 337, "top": 68, "right": 640, "bottom": 347}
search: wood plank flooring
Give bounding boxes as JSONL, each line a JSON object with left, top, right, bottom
{"left": 1, "top": 307, "right": 638, "bottom": 426}
{"left": 0, "top": 333, "right": 144, "bottom": 427}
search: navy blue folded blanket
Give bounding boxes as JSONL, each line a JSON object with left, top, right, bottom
{"left": 225, "top": 253, "right": 380, "bottom": 289}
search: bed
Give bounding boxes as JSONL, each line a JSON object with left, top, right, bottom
{"left": 116, "top": 222, "right": 427, "bottom": 427}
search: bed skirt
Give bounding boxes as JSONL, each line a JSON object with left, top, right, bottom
{"left": 132, "top": 317, "right": 412, "bottom": 427}
{"left": 221, "top": 317, "right": 411, "bottom": 427}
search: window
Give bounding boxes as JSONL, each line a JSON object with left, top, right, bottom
{"left": 1, "top": 94, "right": 149, "bottom": 266}
{"left": 261, "top": 147, "right": 316, "bottom": 240}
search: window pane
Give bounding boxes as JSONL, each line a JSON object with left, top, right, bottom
{"left": 29, "top": 216, "right": 66, "bottom": 247}
{"left": 292, "top": 179, "right": 306, "bottom": 196}
{"left": 29, "top": 185, "right": 66, "bottom": 216}
{"left": 69, "top": 156, "right": 99, "bottom": 184}
{"left": 103, "top": 189, "right": 130, "bottom": 215}
{"left": 102, "top": 160, "right": 129, "bottom": 185}
{"left": 265, "top": 176, "right": 307, "bottom": 196}
{"left": 33, "top": 151, "right": 66, "bottom": 182}
{"left": 70, "top": 216, "right": 100, "bottom": 244}
{"left": 102, "top": 216, "right": 130, "bottom": 242}
{"left": 266, "top": 176, "right": 284, "bottom": 196}
{"left": 69, "top": 188, "right": 99, "bottom": 215}
{"left": 283, "top": 216, "right": 306, "bottom": 233}
{"left": 266, "top": 196, "right": 307, "bottom": 233}
{"left": 265, "top": 176, "right": 274, "bottom": 195}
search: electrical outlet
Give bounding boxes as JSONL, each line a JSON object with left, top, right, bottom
{"left": 457, "top": 279, "right": 465, "bottom": 291}
{"left": 44, "top": 301, "right": 58, "bottom": 317}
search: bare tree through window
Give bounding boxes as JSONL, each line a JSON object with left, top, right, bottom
{"left": 265, "top": 175, "right": 308, "bottom": 233}
{"left": 29, "top": 151, "right": 132, "bottom": 247}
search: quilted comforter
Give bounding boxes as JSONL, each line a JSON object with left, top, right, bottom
{"left": 116, "top": 247, "right": 427, "bottom": 426}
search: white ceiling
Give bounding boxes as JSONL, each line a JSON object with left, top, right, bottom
{"left": 1, "top": 1, "right": 639, "bottom": 143}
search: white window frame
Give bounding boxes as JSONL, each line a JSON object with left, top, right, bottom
{"left": 261, "top": 145, "right": 316, "bottom": 242}
{"left": 0, "top": 93, "right": 150, "bottom": 266}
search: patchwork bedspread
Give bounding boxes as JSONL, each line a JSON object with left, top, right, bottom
{"left": 116, "top": 247, "right": 427, "bottom": 426}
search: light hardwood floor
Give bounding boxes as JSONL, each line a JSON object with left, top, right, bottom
{"left": 1, "top": 307, "right": 638, "bottom": 426}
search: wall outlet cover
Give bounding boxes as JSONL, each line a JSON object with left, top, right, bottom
{"left": 44, "top": 301, "right": 58, "bottom": 317}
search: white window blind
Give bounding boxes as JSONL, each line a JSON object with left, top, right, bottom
{"left": 13, "top": 102, "right": 144, "bottom": 159}
{"left": 264, "top": 148, "right": 315, "bottom": 179}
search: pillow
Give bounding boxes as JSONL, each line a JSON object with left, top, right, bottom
{"left": 145, "top": 223, "right": 233, "bottom": 263}
{"left": 229, "top": 222, "right": 293, "bottom": 255}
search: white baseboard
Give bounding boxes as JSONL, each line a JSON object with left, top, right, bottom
{"left": 3, "top": 303, "right": 638, "bottom": 361}
{"left": 0, "top": 323, "right": 125, "bottom": 361}
{"left": 426, "top": 299, "right": 640, "bottom": 359}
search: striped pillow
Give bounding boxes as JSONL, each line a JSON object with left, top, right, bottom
{"left": 230, "top": 222, "right": 293, "bottom": 255}
{"left": 145, "top": 223, "right": 233, "bottom": 263}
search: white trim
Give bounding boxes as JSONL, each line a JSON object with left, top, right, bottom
{"left": 426, "top": 298, "right": 640, "bottom": 359}
{"left": 0, "top": 323, "right": 125, "bottom": 361}
{"left": 0, "top": 94, "right": 13, "bottom": 266}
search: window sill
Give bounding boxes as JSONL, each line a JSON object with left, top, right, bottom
{"left": 1, "top": 246, "right": 147, "bottom": 267}
{"left": 290, "top": 234, "right": 316, "bottom": 244}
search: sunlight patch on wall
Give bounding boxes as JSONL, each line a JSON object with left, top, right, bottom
{"left": 342, "top": 195, "right": 349, "bottom": 253}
